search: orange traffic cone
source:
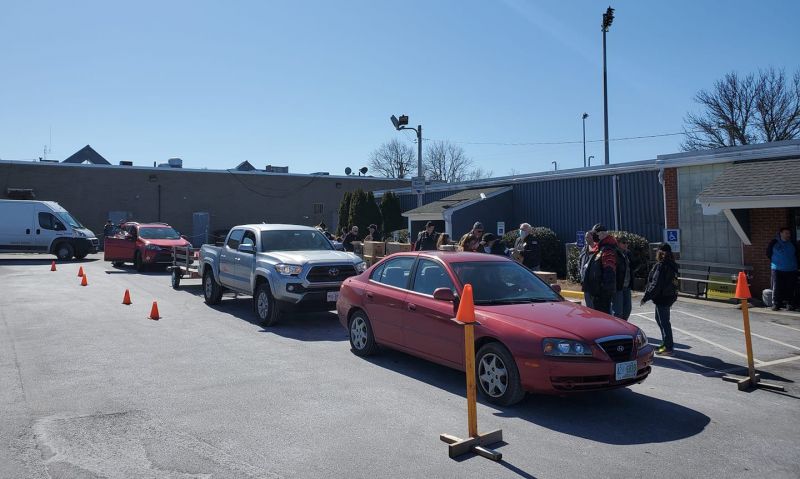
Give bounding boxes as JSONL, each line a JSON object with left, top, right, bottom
{"left": 735, "top": 271, "right": 751, "bottom": 299}
{"left": 122, "top": 289, "right": 132, "bottom": 305}
{"left": 77, "top": 266, "right": 84, "bottom": 277}
{"left": 456, "top": 284, "right": 476, "bottom": 324}
{"left": 50, "top": 261, "right": 57, "bottom": 271}
{"left": 148, "top": 301, "right": 160, "bottom": 320}
{"left": 80, "top": 274, "right": 88, "bottom": 286}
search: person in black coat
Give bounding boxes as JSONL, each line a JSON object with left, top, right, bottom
{"left": 641, "top": 243, "right": 679, "bottom": 356}
{"left": 480, "top": 233, "right": 507, "bottom": 255}
{"left": 414, "top": 221, "right": 439, "bottom": 251}
{"left": 342, "top": 226, "right": 359, "bottom": 252}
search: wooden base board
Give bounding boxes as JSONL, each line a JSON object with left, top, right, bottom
{"left": 440, "top": 429, "right": 503, "bottom": 460}
{"left": 722, "top": 373, "right": 786, "bottom": 392}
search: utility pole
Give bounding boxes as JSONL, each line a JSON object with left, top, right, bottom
{"left": 582, "top": 113, "right": 589, "bottom": 167}
{"left": 602, "top": 6, "right": 614, "bottom": 166}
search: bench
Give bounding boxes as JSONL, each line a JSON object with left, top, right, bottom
{"left": 676, "top": 260, "right": 753, "bottom": 300}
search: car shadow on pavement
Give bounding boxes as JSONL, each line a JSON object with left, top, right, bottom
{"left": 0, "top": 258, "right": 99, "bottom": 266}
{"left": 652, "top": 351, "right": 794, "bottom": 384}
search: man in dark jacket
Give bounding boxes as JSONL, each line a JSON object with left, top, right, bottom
{"left": 641, "top": 243, "right": 679, "bottom": 355}
{"left": 578, "top": 231, "right": 596, "bottom": 308}
{"left": 587, "top": 224, "right": 617, "bottom": 314}
{"left": 514, "top": 223, "right": 541, "bottom": 271}
{"left": 342, "top": 226, "right": 359, "bottom": 252}
{"left": 480, "top": 233, "right": 507, "bottom": 255}
{"left": 414, "top": 221, "right": 439, "bottom": 251}
{"left": 767, "top": 227, "right": 798, "bottom": 311}
{"left": 611, "top": 237, "right": 633, "bottom": 320}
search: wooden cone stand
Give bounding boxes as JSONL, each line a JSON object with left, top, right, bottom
{"left": 440, "top": 284, "right": 504, "bottom": 461}
{"left": 721, "top": 272, "right": 785, "bottom": 392}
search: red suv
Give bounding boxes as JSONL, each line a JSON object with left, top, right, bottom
{"left": 104, "top": 222, "right": 191, "bottom": 271}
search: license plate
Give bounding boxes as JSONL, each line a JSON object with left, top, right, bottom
{"left": 615, "top": 360, "right": 638, "bottom": 381}
{"left": 326, "top": 291, "right": 339, "bottom": 302}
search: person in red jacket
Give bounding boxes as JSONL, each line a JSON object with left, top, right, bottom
{"left": 588, "top": 224, "right": 618, "bottom": 314}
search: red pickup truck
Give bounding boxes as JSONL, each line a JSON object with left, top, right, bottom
{"left": 104, "top": 222, "right": 192, "bottom": 271}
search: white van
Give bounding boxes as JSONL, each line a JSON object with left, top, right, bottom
{"left": 0, "top": 200, "right": 99, "bottom": 260}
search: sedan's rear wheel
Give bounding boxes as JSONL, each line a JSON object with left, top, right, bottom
{"left": 476, "top": 342, "right": 525, "bottom": 406}
{"left": 349, "top": 311, "right": 377, "bottom": 356}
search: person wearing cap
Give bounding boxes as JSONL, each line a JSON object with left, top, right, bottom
{"left": 363, "top": 224, "right": 380, "bottom": 242}
{"left": 641, "top": 243, "right": 679, "bottom": 355}
{"left": 414, "top": 221, "right": 439, "bottom": 251}
{"left": 342, "top": 225, "right": 359, "bottom": 252}
{"left": 587, "top": 223, "right": 618, "bottom": 314}
{"left": 480, "top": 233, "right": 506, "bottom": 255}
{"left": 459, "top": 222, "right": 485, "bottom": 252}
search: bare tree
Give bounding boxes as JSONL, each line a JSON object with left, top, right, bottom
{"left": 368, "top": 139, "right": 416, "bottom": 178}
{"left": 424, "top": 140, "right": 493, "bottom": 183}
{"left": 682, "top": 69, "right": 800, "bottom": 150}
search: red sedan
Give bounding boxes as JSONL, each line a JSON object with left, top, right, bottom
{"left": 104, "top": 222, "right": 191, "bottom": 271}
{"left": 337, "top": 251, "right": 653, "bottom": 406}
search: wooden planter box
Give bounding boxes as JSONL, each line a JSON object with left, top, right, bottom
{"left": 385, "top": 242, "right": 413, "bottom": 255}
{"left": 362, "top": 241, "right": 386, "bottom": 266}
{"left": 535, "top": 271, "right": 558, "bottom": 285}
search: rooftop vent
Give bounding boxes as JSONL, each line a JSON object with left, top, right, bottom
{"left": 168, "top": 157, "right": 183, "bottom": 168}
{"left": 119, "top": 161, "right": 133, "bottom": 166}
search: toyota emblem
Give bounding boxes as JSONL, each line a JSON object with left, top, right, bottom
{"left": 616, "top": 345, "right": 624, "bottom": 352}
{"left": 328, "top": 268, "right": 340, "bottom": 277}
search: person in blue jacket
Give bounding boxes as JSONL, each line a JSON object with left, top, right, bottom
{"left": 767, "top": 227, "right": 798, "bottom": 311}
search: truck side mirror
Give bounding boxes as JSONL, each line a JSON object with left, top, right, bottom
{"left": 238, "top": 244, "right": 256, "bottom": 254}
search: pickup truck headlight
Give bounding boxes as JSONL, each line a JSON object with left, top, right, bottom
{"left": 355, "top": 261, "right": 367, "bottom": 273}
{"left": 635, "top": 329, "right": 648, "bottom": 350}
{"left": 275, "top": 264, "right": 303, "bottom": 276}
{"left": 542, "top": 338, "right": 593, "bottom": 357}
{"left": 145, "top": 244, "right": 160, "bottom": 251}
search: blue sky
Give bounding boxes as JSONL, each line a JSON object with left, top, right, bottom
{"left": 1, "top": 1, "right": 798, "bottom": 176}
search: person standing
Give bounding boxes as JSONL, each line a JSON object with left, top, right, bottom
{"left": 436, "top": 233, "right": 452, "bottom": 250}
{"left": 514, "top": 223, "right": 541, "bottom": 271}
{"left": 611, "top": 237, "right": 633, "bottom": 320}
{"left": 767, "top": 227, "right": 798, "bottom": 311}
{"left": 458, "top": 222, "right": 484, "bottom": 252}
{"left": 578, "top": 231, "right": 596, "bottom": 308}
{"left": 641, "top": 243, "right": 679, "bottom": 355}
{"left": 480, "top": 233, "right": 506, "bottom": 255}
{"left": 414, "top": 221, "right": 439, "bottom": 251}
{"left": 363, "top": 224, "right": 380, "bottom": 242}
{"left": 586, "top": 224, "right": 617, "bottom": 314}
{"left": 342, "top": 226, "right": 359, "bottom": 252}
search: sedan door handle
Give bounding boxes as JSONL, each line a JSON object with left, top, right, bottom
{"left": 407, "top": 303, "right": 417, "bottom": 311}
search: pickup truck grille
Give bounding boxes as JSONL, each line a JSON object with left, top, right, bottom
{"left": 306, "top": 264, "right": 357, "bottom": 283}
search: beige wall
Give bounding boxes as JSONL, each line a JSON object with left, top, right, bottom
{"left": 0, "top": 161, "right": 408, "bottom": 241}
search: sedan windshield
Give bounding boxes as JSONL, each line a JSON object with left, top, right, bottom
{"left": 260, "top": 230, "right": 333, "bottom": 252}
{"left": 450, "top": 261, "right": 561, "bottom": 305}
{"left": 139, "top": 227, "right": 181, "bottom": 240}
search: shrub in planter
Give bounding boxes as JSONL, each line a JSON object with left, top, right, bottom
{"left": 502, "top": 227, "right": 565, "bottom": 278}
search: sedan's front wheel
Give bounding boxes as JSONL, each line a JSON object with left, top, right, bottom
{"left": 349, "top": 311, "right": 378, "bottom": 356}
{"left": 476, "top": 342, "right": 525, "bottom": 406}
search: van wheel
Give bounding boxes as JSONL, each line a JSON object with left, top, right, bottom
{"left": 134, "top": 252, "right": 145, "bottom": 272}
{"left": 203, "top": 270, "right": 223, "bottom": 305}
{"left": 55, "top": 243, "right": 74, "bottom": 260}
{"left": 476, "top": 342, "right": 526, "bottom": 406}
{"left": 254, "top": 283, "right": 280, "bottom": 327}
{"left": 74, "top": 253, "right": 88, "bottom": 260}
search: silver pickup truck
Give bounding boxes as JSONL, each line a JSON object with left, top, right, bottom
{"left": 199, "top": 224, "right": 367, "bottom": 326}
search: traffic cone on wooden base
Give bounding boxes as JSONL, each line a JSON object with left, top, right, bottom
{"left": 50, "top": 261, "right": 57, "bottom": 271}
{"left": 148, "top": 301, "right": 160, "bottom": 320}
{"left": 122, "top": 289, "right": 132, "bottom": 305}
{"left": 80, "top": 274, "right": 88, "bottom": 286}
{"left": 77, "top": 266, "right": 84, "bottom": 277}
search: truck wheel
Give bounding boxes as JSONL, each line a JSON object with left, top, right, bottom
{"left": 203, "top": 270, "right": 222, "bottom": 305}
{"left": 134, "top": 252, "right": 145, "bottom": 272}
{"left": 112, "top": 261, "right": 124, "bottom": 267}
{"left": 171, "top": 269, "right": 182, "bottom": 289}
{"left": 348, "top": 310, "right": 378, "bottom": 356}
{"left": 55, "top": 242, "right": 74, "bottom": 260}
{"left": 74, "top": 253, "right": 88, "bottom": 260}
{"left": 254, "top": 283, "right": 280, "bottom": 327}
{"left": 476, "top": 342, "right": 526, "bottom": 406}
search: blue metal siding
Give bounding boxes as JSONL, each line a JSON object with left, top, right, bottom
{"left": 618, "top": 171, "right": 664, "bottom": 241}
{"left": 450, "top": 190, "right": 514, "bottom": 239}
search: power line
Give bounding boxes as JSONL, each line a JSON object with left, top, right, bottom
{"left": 423, "top": 130, "right": 701, "bottom": 147}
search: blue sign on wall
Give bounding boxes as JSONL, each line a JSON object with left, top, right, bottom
{"left": 664, "top": 228, "right": 681, "bottom": 253}
{"left": 576, "top": 231, "right": 586, "bottom": 248}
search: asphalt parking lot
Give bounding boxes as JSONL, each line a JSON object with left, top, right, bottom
{"left": 1, "top": 254, "right": 799, "bottom": 479}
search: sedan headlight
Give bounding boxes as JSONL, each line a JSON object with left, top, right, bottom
{"left": 275, "top": 264, "right": 303, "bottom": 276}
{"left": 355, "top": 261, "right": 367, "bottom": 273}
{"left": 635, "top": 329, "right": 648, "bottom": 350}
{"left": 145, "top": 244, "right": 160, "bottom": 251}
{"left": 542, "top": 338, "right": 593, "bottom": 357}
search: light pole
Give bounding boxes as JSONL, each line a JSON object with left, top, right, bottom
{"left": 602, "top": 6, "right": 614, "bottom": 166}
{"left": 582, "top": 113, "right": 589, "bottom": 167}
{"left": 552, "top": 161, "right": 558, "bottom": 171}
{"left": 588, "top": 155, "right": 595, "bottom": 167}
{"left": 390, "top": 114, "right": 424, "bottom": 207}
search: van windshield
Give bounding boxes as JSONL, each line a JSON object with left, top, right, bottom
{"left": 56, "top": 212, "right": 84, "bottom": 229}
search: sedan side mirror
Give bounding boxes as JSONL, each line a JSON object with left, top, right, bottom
{"left": 433, "top": 287, "right": 456, "bottom": 302}
{"left": 550, "top": 284, "right": 562, "bottom": 293}
{"left": 238, "top": 244, "right": 256, "bottom": 254}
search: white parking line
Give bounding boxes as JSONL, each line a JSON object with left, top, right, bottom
{"left": 632, "top": 313, "right": 763, "bottom": 364}
{"left": 673, "top": 310, "right": 800, "bottom": 352}
{"left": 770, "top": 321, "right": 800, "bottom": 333}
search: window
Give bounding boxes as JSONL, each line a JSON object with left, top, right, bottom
{"left": 138, "top": 227, "right": 180, "bottom": 240}
{"left": 226, "top": 229, "right": 245, "bottom": 250}
{"left": 372, "top": 256, "right": 415, "bottom": 289}
{"left": 259, "top": 230, "right": 333, "bottom": 252}
{"left": 411, "top": 259, "right": 454, "bottom": 296}
{"left": 242, "top": 230, "right": 257, "bottom": 247}
{"left": 38, "top": 212, "right": 65, "bottom": 231}
{"left": 450, "top": 261, "right": 560, "bottom": 305}
{"left": 313, "top": 203, "right": 324, "bottom": 214}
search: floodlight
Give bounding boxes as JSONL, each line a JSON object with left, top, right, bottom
{"left": 345, "top": 167, "right": 352, "bottom": 175}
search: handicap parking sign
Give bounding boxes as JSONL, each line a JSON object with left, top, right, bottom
{"left": 664, "top": 229, "right": 680, "bottom": 252}
{"left": 576, "top": 231, "right": 585, "bottom": 248}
